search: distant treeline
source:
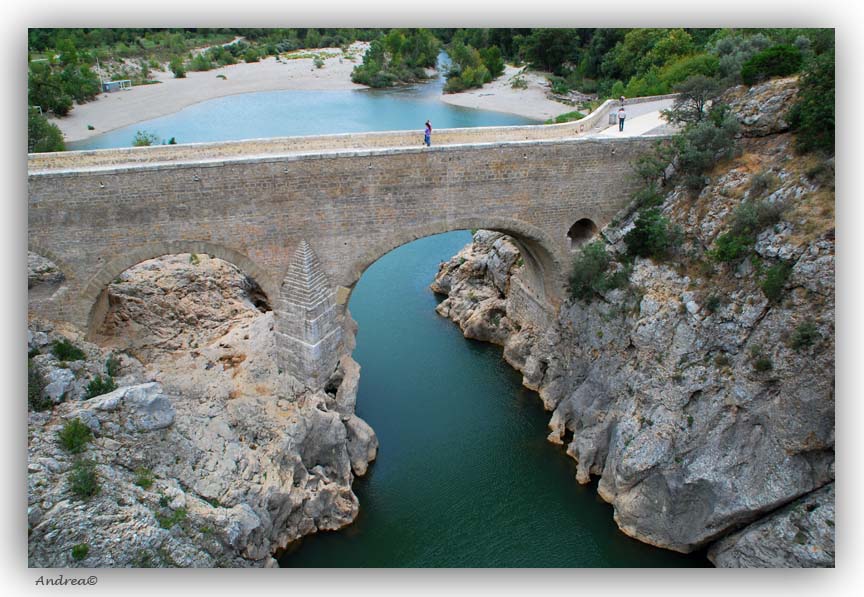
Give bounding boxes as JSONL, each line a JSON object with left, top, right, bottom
{"left": 27, "top": 28, "right": 834, "bottom": 154}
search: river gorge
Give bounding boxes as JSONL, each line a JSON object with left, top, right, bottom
{"left": 27, "top": 56, "right": 834, "bottom": 569}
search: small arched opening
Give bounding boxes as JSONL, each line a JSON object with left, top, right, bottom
{"left": 567, "top": 218, "right": 598, "bottom": 251}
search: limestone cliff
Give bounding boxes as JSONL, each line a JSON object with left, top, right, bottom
{"left": 431, "top": 79, "right": 834, "bottom": 566}
{"left": 28, "top": 254, "right": 377, "bottom": 567}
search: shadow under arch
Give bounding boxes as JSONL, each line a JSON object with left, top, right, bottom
{"left": 79, "top": 240, "right": 277, "bottom": 336}
{"left": 341, "top": 217, "right": 566, "bottom": 312}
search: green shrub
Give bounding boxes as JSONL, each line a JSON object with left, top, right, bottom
{"left": 71, "top": 543, "right": 90, "bottom": 561}
{"left": 134, "top": 467, "right": 154, "bottom": 489}
{"left": 168, "top": 56, "right": 186, "bottom": 78}
{"left": 749, "top": 171, "right": 780, "bottom": 198}
{"left": 85, "top": 375, "right": 117, "bottom": 399}
{"left": 51, "top": 339, "right": 86, "bottom": 361}
{"left": 189, "top": 53, "right": 213, "bottom": 71}
{"left": 730, "top": 199, "right": 786, "bottom": 237}
{"left": 155, "top": 507, "right": 187, "bottom": 529}
{"left": 760, "top": 262, "right": 793, "bottom": 303}
{"left": 704, "top": 294, "right": 723, "bottom": 314}
{"left": 753, "top": 357, "right": 773, "bottom": 372}
{"left": 709, "top": 233, "right": 751, "bottom": 263}
{"left": 28, "top": 359, "right": 52, "bottom": 411}
{"left": 132, "top": 130, "right": 159, "bottom": 147}
{"left": 631, "top": 183, "right": 666, "bottom": 210}
{"left": 68, "top": 458, "right": 99, "bottom": 499}
{"left": 510, "top": 76, "right": 527, "bottom": 90}
{"left": 105, "top": 354, "right": 121, "bottom": 377}
{"left": 624, "top": 208, "right": 681, "bottom": 260}
{"left": 569, "top": 241, "right": 612, "bottom": 301}
{"left": 58, "top": 418, "right": 92, "bottom": 454}
{"left": 741, "top": 44, "right": 803, "bottom": 85}
{"left": 28, "top": 108, "right": 65, "bottom": 153}
{"left": 790, "top": 320, "right": 821, "bottom": 350}
{"left": 710, "top": 199, "right": 787, "bottom": 263}
{"left": 787, "top": 49, "right": 834, "bottom": 154}
{"left": 545, "top": 110, "right": 586, "bottom": 124}
{"left": 675, "top": 105, "right": 740, "bottom": 190}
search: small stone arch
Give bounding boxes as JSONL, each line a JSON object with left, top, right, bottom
{"left": 79, "top": 240, "right": 277, "bottom": 336}
{"left": 567, "top": 218, "right": 598, "bottom": 251}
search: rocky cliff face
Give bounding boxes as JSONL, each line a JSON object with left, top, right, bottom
{"left": 28, "top": 254, "right": 377, "bottom": 567}
{"left": 431, "top": 79, "right": 834, "bottom": 566}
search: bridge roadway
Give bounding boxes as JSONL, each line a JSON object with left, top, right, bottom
{"left": 28, "top": 95, "right": 675, "bottom": 391}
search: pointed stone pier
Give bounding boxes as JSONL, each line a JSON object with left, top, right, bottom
{"left": 275, "top": 241, "right": 344, "bottom": 391}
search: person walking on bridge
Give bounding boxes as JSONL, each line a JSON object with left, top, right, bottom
{"left": 424, "top": 120, "right": 432, "bottom": 147}
{"left": 617, "top": 107, "right": 627, "bottom": 132}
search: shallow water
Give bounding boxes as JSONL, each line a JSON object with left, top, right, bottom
{"left": 69, "top": 55, "right": 535, "bottom": 150}
{"left": 278, "top": 232, "right": 709, "bottom": 568}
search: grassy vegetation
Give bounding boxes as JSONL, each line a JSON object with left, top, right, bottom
{"left": 545, "top": 111, "right": 586, "bottom": 124}
{"left": 790, "top": 320, "right": 821, "bottom": 350}
{"left": 568, "top": 241, "right": 630, "bottom": 301}
{"left": 58, "top": 418, "right": 92, "bottom": 454}
{"left": 85, "top": 375, "right": 117, "bottom": 399}
{"left": 760, "top": 262, "right": 793, "bottom": 303}
{"left": 71, "top": 543, "right": 90, "bottom": 561}
{"left": 51, "top": 339, "right": 86, "bottom": 362}
{"left": 28, "top": 359, "right": 52, "bottom": 411}
{"left": 68, "top": 458, "right": 100, "bottom": 499}
{"left": 134, "top": 467, "right": 155, "bottom": 490}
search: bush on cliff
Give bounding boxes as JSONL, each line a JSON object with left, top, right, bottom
{"left": 788, "top": 48, "right": 835, "bottom": 154}
{"left": 68, "top": 458, "right": 99, "bottom": 499}
{"left": 760, "top": 261, "right": 793, "bottom": 303}
{"left": 674, "top": 104, "right": 740, "bottom": 190}
{"left": 740, "top": 44, "right": 803, "bottom": 85}
{"left": 85, "top": 375, "right": 117, "bottom": 399}
{"left": 51, "top": 339, "right": 86, "bottom": 361}
{"left": 624, "top": 208, "right": 682, "bottom": 260}
{"left": 28, "top": 359, "right": 51, "bottom": 411}
{"left": 58, "top": 418, "right": 92, "bottom": 454}
{"left": 569, "top": 241, "right": 629, "bottom": 301}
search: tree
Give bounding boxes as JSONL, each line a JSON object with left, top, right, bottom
{"left": 522, "top": 29, "right": 581, "bottom": 73}
{"left": 28, "top": 108, "right": 65, "bottom": 153}
{"left": 169, "top": 56, "right": 186, "bottom": 78}
{"left": 663, "top": 75, "right": 722, "bottom": 125}
{"left": 788, "top": 49, "right": 834, "bottom": 154}
{"left": 740, "top": 44, "right": 803, "bottom": 85}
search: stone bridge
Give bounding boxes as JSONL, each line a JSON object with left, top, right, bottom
{"left": 28, "top": 100, "right": 671, "bottom": 391}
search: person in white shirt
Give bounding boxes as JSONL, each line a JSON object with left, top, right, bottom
{"left": 618, "top": 107, "right": 627, "bottom": 132}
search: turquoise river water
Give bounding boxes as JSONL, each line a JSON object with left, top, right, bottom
{"left": 76, "top": 61, "right": 708, "bottom": 567}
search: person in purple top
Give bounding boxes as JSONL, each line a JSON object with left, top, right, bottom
{"left": 424, "top": 120, "right": 432, "bottom": 146}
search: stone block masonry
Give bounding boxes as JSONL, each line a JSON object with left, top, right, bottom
{"left": 29, "top": 129, "right": 668, "bottom": 391}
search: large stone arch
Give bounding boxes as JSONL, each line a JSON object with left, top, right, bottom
{"left": 339, "top": 216, "right": 566, "bottom": 313}
{"left": 79, "top": 240, "right": 277, "bottom": 336}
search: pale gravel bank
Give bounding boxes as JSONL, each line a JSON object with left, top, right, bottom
{"left": 439, "top": 64, "right": 577, "bottom": 122}
{"left": 51, "top": 48, "right": 578, "bottom": 144}
{"left": 51, "top": 44, "right": 369, "bottom": 143}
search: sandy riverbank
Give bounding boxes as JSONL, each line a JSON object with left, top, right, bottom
{"left": 52, "top": 47, "right": 578, "bottom": 143}
{"left": 439, "top": 65, "right": 577, "bottom": 122}
{"left": 52, "top": 44, "right": 369, "bottom": 143}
